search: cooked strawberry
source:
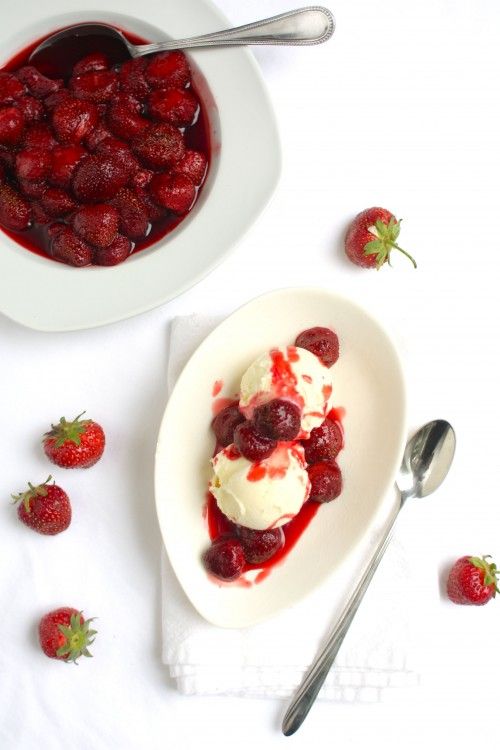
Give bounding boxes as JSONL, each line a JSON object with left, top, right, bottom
{"left": 72, "top": 204, "right": 120, "bottom": 247}
{"left": 43, "top": 412, "right": 105, "bottom": 468}
{"left": 345, "top": 207, "right": 416, "bottom": 269}
{"left": 130, "top": 168, "right": 153, "bottom": 190}
{"left": 95, "top": 137, "right": 138, "bottom": 175}
{"left": 52, "top": 97, "right": 98, "bottom": 144}
{"left": 47, "top": 221, "right": 66, "bottom": 239}
{"left": 16, "top": 95, "right": 44, "bottom": 123}
{"left": 39, "top": 608, "right": 96, "bottom": 662}
{"left": 0, "top": 72, "right": 26, "bottom": 104}
{"left": 202, "top": 538, "right": 245, "bottom": 581}
{"left": 84, "top": 121, "right": 112, "bottom": 151}
{"left": 72, "top": 154, "right": 130, "bottom": 202}
{"left": 16, "top": 66, "right": 62, "bottom": 98}
{"left": 149, "top": 173, "right": 194, "bottom": 214}
{"left": 302, "top": 418, "right": 343, "bottom": 464}
{"left": 73, "top": 52, "right": 109, "bottom": 76}
{"left": 50, "top": 227, "right": 93, "bottom": 266}
{"left": 0, "top": 182, "right": 31, "bottom": 230}
{"left": 22, "top": 123, "right": 57, "bottom": 150}
{"left": 50, "top": 144, "right": 86, "bottom": 187}
{"left": 137, "top": 188, "right": 165, "bottom": 222}
{"left": 447, "top": 555, "right": 499, "bottom": 606}
{"left": 0, "top": 106, "right": 25, "bottom": 145}
{"left": 118, "top": 57, "right": 150, "bottom": 98}
{"left": 174, "top": 149, "right": 207, "bottom": 185}
{"left": 69, "top": 69, "right": 119, "bottom": 103}
{"left": 253, "top": 399, "right": 301, "bottom": 441}
{"left": 110, "top": 187, "right": 149, "bottom": 238}
{"left": 40, "top": 187, "right": 77, "bottom": 217}
{"left": 145, "top": 51, "right": 190, "bottom": 89}
{"left": 295, "top": 327, "right": 339, "bottom": 367}
{"left": 132, "top": 122, "right": 184, "bottom": 169}
{"left": 307, "top": 461, "right": 342, "bottom": 502}
{"left": 212, "top": 403, "right": 245, "bottom": 447}
{"left": 94, "top": 234, "right": 132, "bottom": 265}
{"left": 31, "top": 202, "right": 51, "bottom": 224}
{"left": 237, "top": 526, "right": 284, "bottom": 564}
{"left": 18, "top": 178, "right": 47, "bottom": 200}
{"left": 12, "top": 476, "right": 71, "bottom": 535}
{"left": 15, "top": 147, "right": 51, "bottom": 181}
{"left": 0, "top": 145, "right": 15, "bottom": 171}
{"left": 44, "top": 89, "right": 72, "bottom": 111}
{"left": 148, "top": 87, "right": 198, "bottom": 126}
{"left": 107, "top": 93, "right": 148, "bottom": 141}
{"left": 234, "top": 421, "right": 276, "bottom": 462}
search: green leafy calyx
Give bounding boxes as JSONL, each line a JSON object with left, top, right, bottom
{"left": 469, "top": 555, "right": 499, "bottom": 596}
{"left": 11, "top": 476, "right": 53, "bottom": 513}
{"left": 57, "top": 611, "right": 97, "bottom": 663}
{"left": 44, "top": 412, "right": 90, "bottom": 449}
{"left": 363, "top": 218, "right": 417, "bottom": 270}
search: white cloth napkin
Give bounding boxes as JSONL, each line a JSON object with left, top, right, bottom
{"left": 161, "top": 315, "right": 419, "bottom": 701}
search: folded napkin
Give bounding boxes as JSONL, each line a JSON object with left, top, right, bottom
{"left": 161, "top": 315, "right": 419, "bottom": 701}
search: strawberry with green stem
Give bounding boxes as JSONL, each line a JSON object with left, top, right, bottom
{"left": 447, "top": 555, "right": 499, "bottom": 606}
{"left": 38, "top": 607, "right": 97, "bottom": 662}
{"left": 43, "top": 411, "right": 105, "bottom": 468}
{"left": 345, "top": 207, "right": 417, "bottom": 269}
{"left": 12, "top": 476, "right": 71, "bottom": 535}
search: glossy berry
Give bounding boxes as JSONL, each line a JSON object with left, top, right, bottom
{"left": 175, "top": 149, "right": 207, "bottom": 185}
{"left": 94, "top": 234, "right": 132, "bottom": 266}
{"left": 447, "top": 556, "right": 499, "bottom": 606}
{"left": 295, "top": 327, "right": 339, "bottom": 367}
{"left": 302, "top": 418, "right": 343, "bottom": 465}
{"left": 95, "top": 137, "right": 138, "bottom": 175}
{"left": 16, "top": 95, "right": 44, "bottom": 123}
{"left": 39, "top": 607, "right": 96, "bottom": 662}
{"left": 253, "top": 399, "right": 301, "bottom": 441}
{"left": 15, "top": 147, "right": 51, "bottom": 181}
{"left": 118, "top": 58, "right": 150, "bottom": 98}
{"left": 72, "top": 204, "right": 120, "bottom": 248}
{"left": 41, "top": 188, "right": 76, "bottom": 217}
{"left": 111, "top": 188, "right": 149, "bottom": 238}
{"left": 234, "top": 421, "right": 277, "bottom": 462}
{"left": 50, "top": 144, "right": 86, "bottom": 187}
{"left": 50, "top": 226, "right": 92, "bottom": 266}
{"left": 0, "top": 182, "right": 31, "bottom": 230}
{"left": 132, "top": 122, "right": 184, "bottom": 169}
{"left": 345, "top": 207, "right": 416, "bottom": 269}
{"left": 0, "top": 72, "right": 25, "bottom": 104}
{"left": 72, "top": 154, "right": 130, "bottom": 202}
{"left": 202, "top": 538, "right": 245, "bottom": 581}
{"left": 73, "top": 53, "right": 109, "bottom": 76}
{"left": 52, "top": 98, "right": 98, "bottom": 144}
{"left": 12, "top": 476, "right": 71, "bottom": 535}
{"left": 0, "top": 106, "right": 25, "bottom": 145}
{"left": 16, "top": 66, "right": 62, "bottom": 98}
{"left": 22, "top": 123, "right": 57, "bottom": 150}
{"left": 237, "top": 526, "right": 284, "bottom": 564}
{"left": 69, "top": 69, "right": 118, "bottom": 103}
{"left": 145, "top": 51, "right": 190, "bottom": 89}
{"left": 149, "top": 172, "right": 195, "bottom": 214}
{"left": 148, "top": 87, "right": 198, "bottom": 126}
{"left": 43, "top": 412, "right": 105, "bottom": 468}
{"left": 107, "top": 93, "right": 147, "bottom": 141}
{"left": 211, "top": 403, "right": 245, "bottom": 447}
{"left": 308, "top": 461, "right": 342, "bottom": 503}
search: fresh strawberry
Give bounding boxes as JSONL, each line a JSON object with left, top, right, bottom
{"left": 148, "top": 87, "right": 198, "bottom": 126}
{"left": 50, "top": 144, "right": 86, "bottom": 188}
{"left": 0, "top": 181, "right": 31, "bottom": 230}
{"left": 72, "top": 154, "right": 130, "bottom": 202}
{"left": 118, "top": 58, "right": 150, "bottom": 98}
{"left": 15, "top": 147, "right": 51, "bottom": 181}
{"left": 107, "top": 93, "right": 148, "bottom": 141}
{"left": 295, "top": 327, "right": 339, "bottom": 367}
{"left": 0, "top": 106, "right": 25, "bottom": 145}
{"left": 174, "top": 149, "right": 207, "bottom": 185}
{"left": 50, "top": 227, "right": 93, "bottom": 266}
{"left": 0, "top": 72, "right": 26, "bottom": 104}
{"left": 69, "top": 70, "right": 118, "bottom": 103}
{"left": 16, "top": 95, "right": 44, "bottom": 123}
{"left": 447, "top": 555, "right": 499, "bottom": 606}
{"left": 253, "top": 399, "right": 301, "bottom": 441}
{"left": 52, "top": 98, "right": 98, "bottom": 144}
{"left": 149, "top": 173, "right": 194, "bottom": 214}
{"left": 94, "top": 234, "right": 132, "bottom": 266}
{"left": 43, "top": 412, "right": 105, "bottom": 468}
{"left": 73, "top": 52, "right": 109, "bottom": 76}
{"left": 111, "top": 187, "right": 149, "bottom": 238}
{"left": 22, "top": 123, "right": 57, "bottom": 150}
{"left": 133, "top": 122, "right": 185, "bottom": 169}
{"left": 38, "top": 607, "right": 96, "bottom": 662}
{"left": 12, "top": 476, "right": 71, "bottom": 535}
{"left": 16, "top": 66, "right": 62, "bottom": 98}
{"left": 145, "top": 51, "right": 190, "bottom": 89}
{"left": 202, "top": 538, "right": 245, "bottom": 581}
{"left": 40, "top": 187, "right": 77, "bottom": 217}
{"left": 345, "top": 207, "right": 416, "bottom": 269}
{"left": 72, "top": 204, "right": 120, "bottom": 248}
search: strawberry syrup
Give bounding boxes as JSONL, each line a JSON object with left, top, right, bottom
{"left": 0, "top": 26, "right": 211, "bottom": 262}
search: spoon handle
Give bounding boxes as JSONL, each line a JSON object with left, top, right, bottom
{"left": 282, "top": 504, "right": 403, "bottom": 736}
{"left": 132, "top": 7, "right": 335, "bottom": 55}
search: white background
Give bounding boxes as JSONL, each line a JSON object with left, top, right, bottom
{"left": 1, "top": 0, "right": 500, "bottom": 748}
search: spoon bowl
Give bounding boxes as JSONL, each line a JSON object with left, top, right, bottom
{"left": 397, "top": 419, "right": 456, "bottom": 498}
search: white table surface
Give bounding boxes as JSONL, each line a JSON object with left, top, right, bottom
{"left": 1, "top": 0, "right": 499, "bottom": 747}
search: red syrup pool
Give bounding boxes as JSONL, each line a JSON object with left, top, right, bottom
{"left": 0, "top": 26, "right": 211, "bottom": 264}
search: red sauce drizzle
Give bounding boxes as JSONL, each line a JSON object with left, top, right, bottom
{"left": 302, "top": 374, "right": 313, "bottom": 384}
{"left": 212, "top": 380, "right": 223, "bottom": 397}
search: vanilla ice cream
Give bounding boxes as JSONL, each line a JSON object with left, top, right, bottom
{"left": 239, "top": 346, "right": 333, "bottom": 437}
{"left": 210, "top": 443, "right": 311, "bottom": 530}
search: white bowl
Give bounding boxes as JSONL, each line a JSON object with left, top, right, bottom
{"left": 155, "top": 287, "right": 407, "bottom": 628}
{"left": 0, "top": 0, "right": 281, "bottom": 331}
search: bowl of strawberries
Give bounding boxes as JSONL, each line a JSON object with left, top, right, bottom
{"left": 0, "top": 0, "right": 281, "bottom": 331}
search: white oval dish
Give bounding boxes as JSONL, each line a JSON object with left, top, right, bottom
{"left": 0, "top": 0, "right": 281, "bottom": 331}
{"left": 155, "top": 287, "right": 407, "bottom": 628}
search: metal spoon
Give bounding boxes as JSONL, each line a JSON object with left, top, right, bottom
{"left": 29, "top": 7, "right": 335, "bottom": 72}
{"left": 282, "top": 419, "right": 456, "bottom": 736}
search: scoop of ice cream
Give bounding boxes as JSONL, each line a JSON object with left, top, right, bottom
{"left": 239, "top": 346, "right": 333, "bottom": 437}
{"left": 210, "top": 443, "right": 310, "bottom": 530}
